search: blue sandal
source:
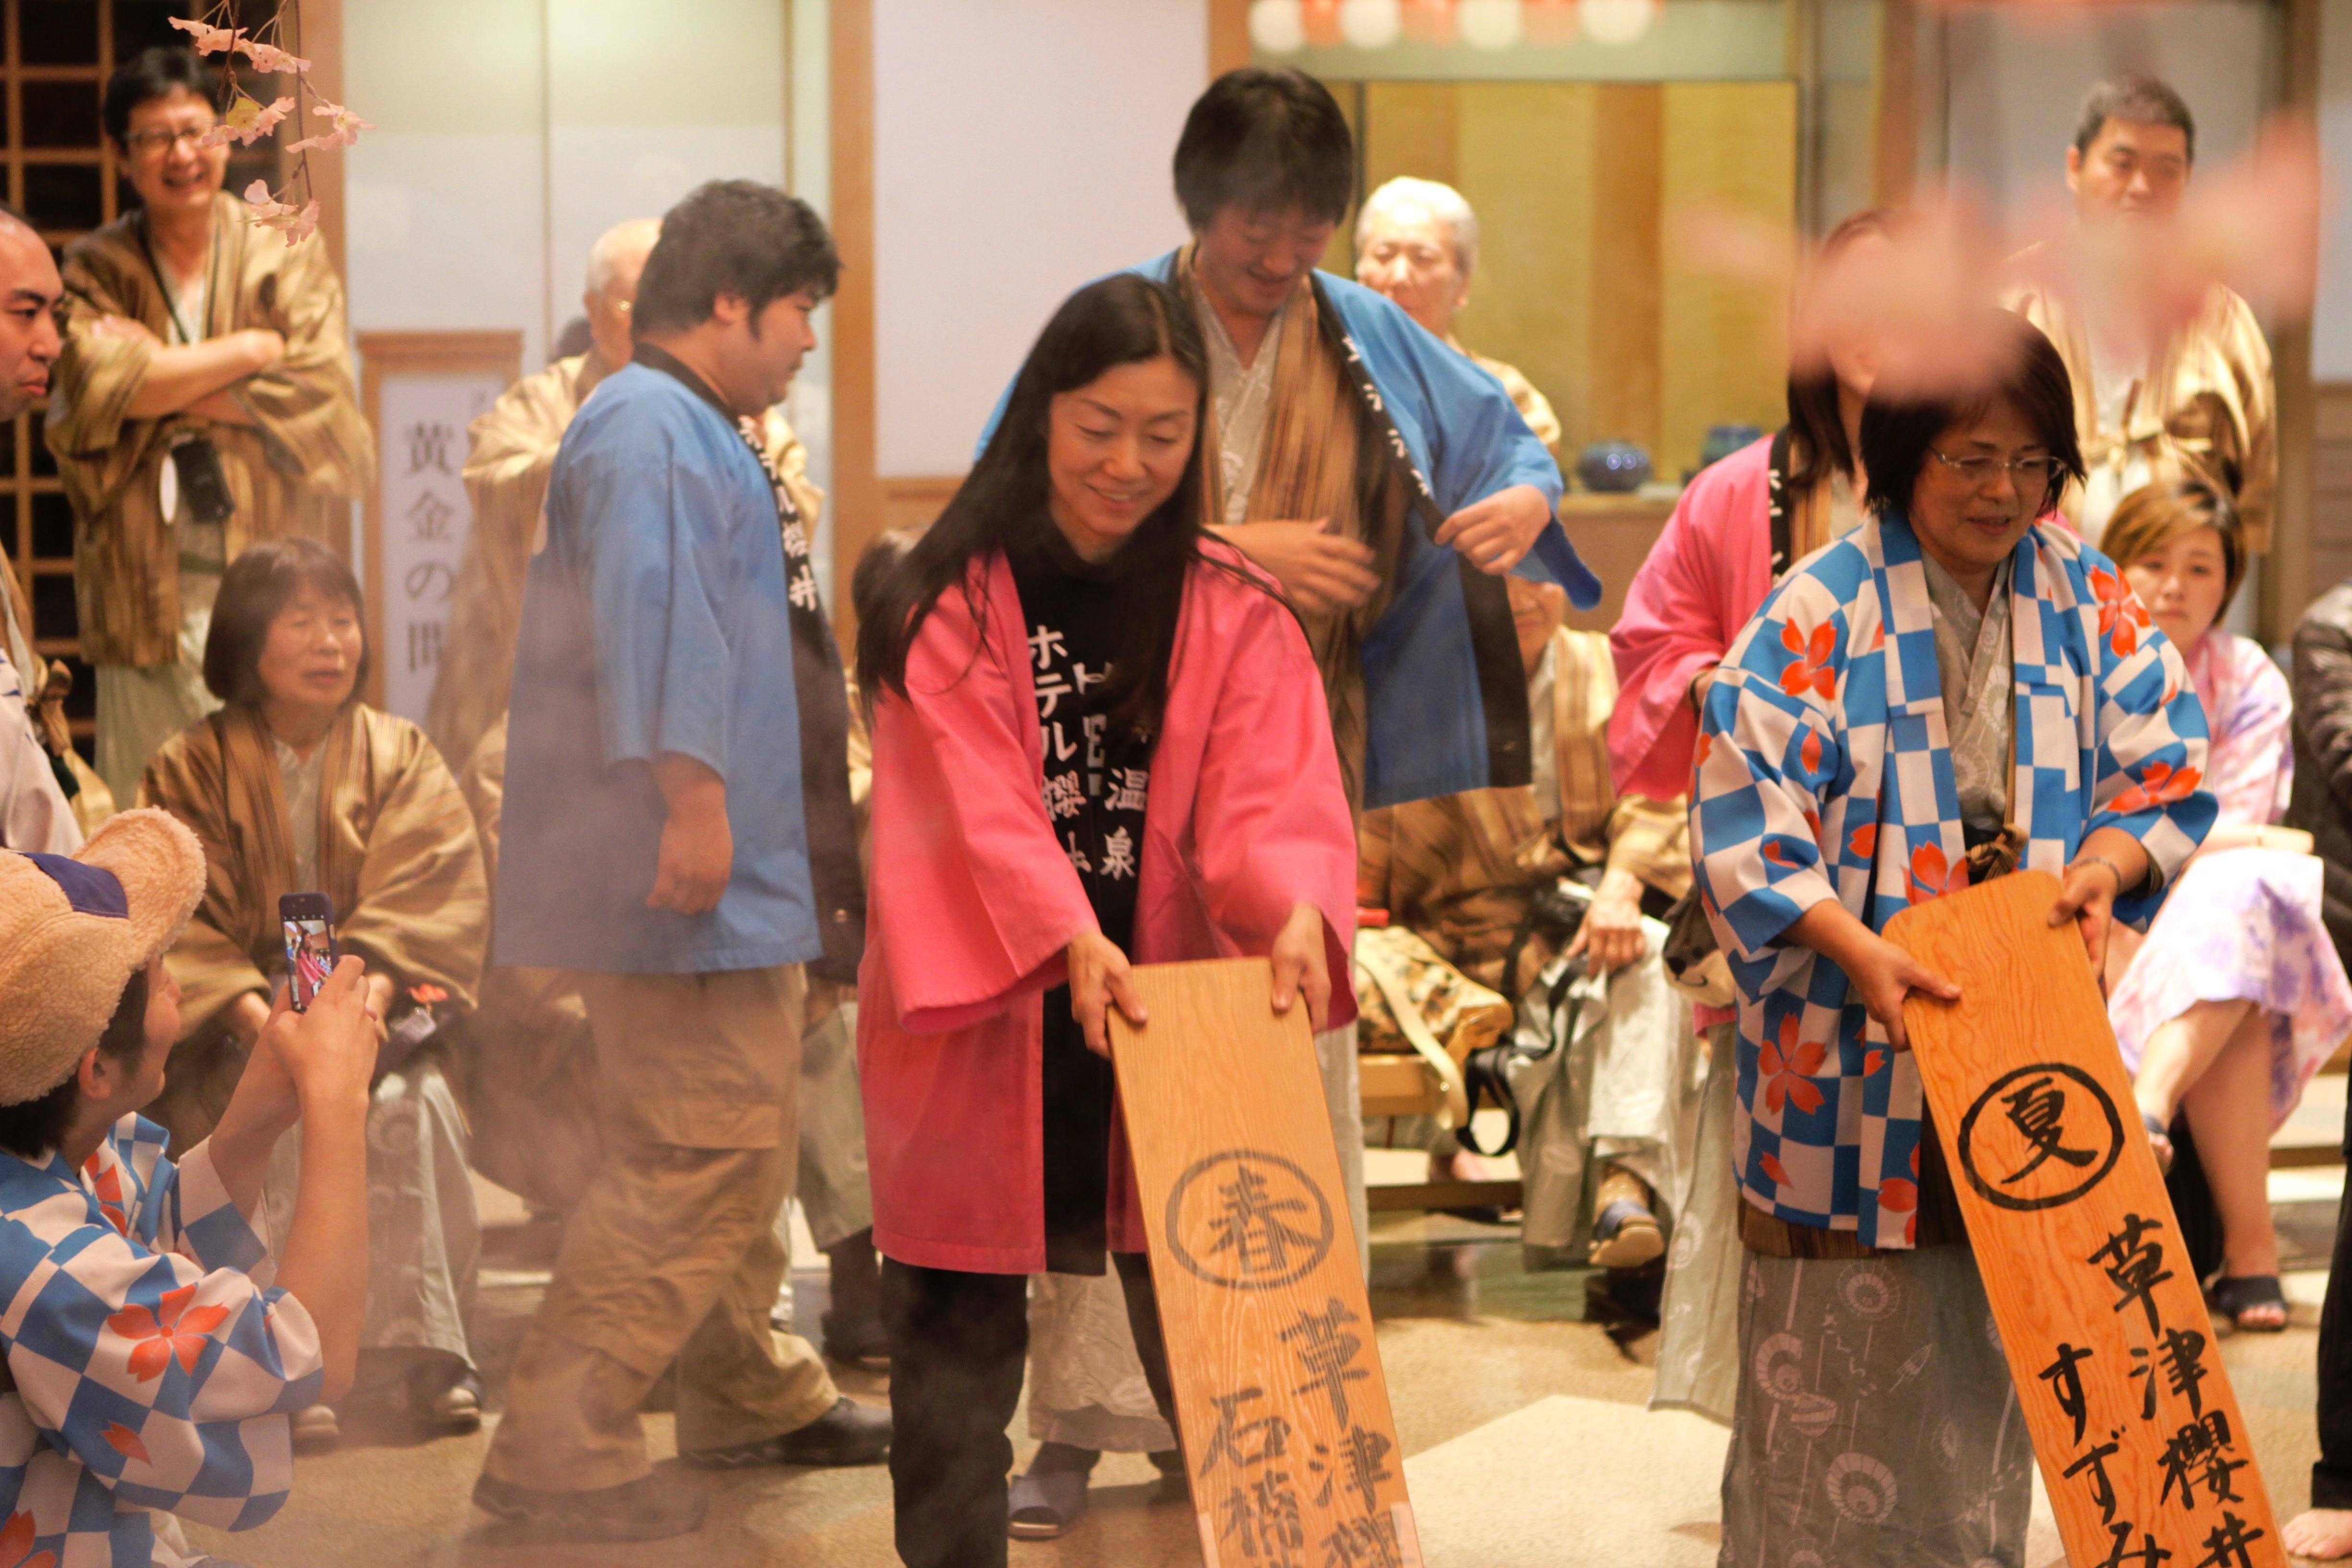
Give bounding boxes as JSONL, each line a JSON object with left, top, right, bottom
{"left": 2208, "top": 1275, "right": 2288, "bottom": 1332}
{"left": 1008, "top": 1466, "right": 1090, "bottom": 1540}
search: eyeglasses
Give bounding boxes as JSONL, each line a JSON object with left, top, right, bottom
{"left": 1928, "top": 447, "right": 2059, "bottom": 495}
{"left": 124, "top": 126, "right": 213, "bottom": 157}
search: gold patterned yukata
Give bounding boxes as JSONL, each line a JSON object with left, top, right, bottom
{"left": 2011, "top": 271, "right": 2274, "bottom": 548}
{"left": 139, "top": 700, "right": 486, "bottom": 1371}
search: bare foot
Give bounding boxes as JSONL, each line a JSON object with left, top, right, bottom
{"left": 2283, "top": 1507, "right": 2352, "bottom": 1559}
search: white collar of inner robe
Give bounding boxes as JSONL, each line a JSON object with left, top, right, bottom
{"left": 1195, "top": 281, "right": 1286, "bottom": 527}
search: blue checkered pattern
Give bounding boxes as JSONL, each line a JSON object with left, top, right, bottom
{"left": 1690, "top": 514, "right": 2215, "bottom": 1248}
{"left": 0, "top": 1114, "right": 322, "bottom": 1565}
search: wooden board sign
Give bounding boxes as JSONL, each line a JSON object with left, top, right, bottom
{"left": 1886, "top": 870, "right": 2285, "bottom": 1568}
{"left": 1110, "top": 958, "right": 1421, "bottom": 1568}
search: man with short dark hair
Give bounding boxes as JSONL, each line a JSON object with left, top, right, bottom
{"left": 473, "top": 179, "right": 887, "bottom": 1544}
{"left": 0, "top": 205, "right": 84, "bottom": 852}
{"left": 2009, "top": 73, "right": 2274, "bottom": 547}
{"left": 989, "top": 65, "right": 1601, "bottom": 1538}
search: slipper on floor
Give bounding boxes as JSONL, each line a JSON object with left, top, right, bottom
{"left": 2208, "top": 1274, "right": 2289, "bottom": 1333}
{"left": 1589, "top": 1197, "right": 1665, "bottom": 1271}
{"left": 1008, "top": 1466, "right": 1090, "bottom": 1540}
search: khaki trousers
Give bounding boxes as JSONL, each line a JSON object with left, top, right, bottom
{"left": 484, "top": 964, "right": 840, "bottom": 1491}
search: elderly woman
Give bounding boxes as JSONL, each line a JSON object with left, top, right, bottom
{"left": 1692, "top": 311, "right": 2213, "bottom": 1562}
{"left": 140, "top": 537, "right": 488, "bottom": 1451}
{"left": 2098, "top": 479, "right": 2352, "bottom": 1332}
{"left": 1354, "top": 175, "right": 1560, "bottom": 452}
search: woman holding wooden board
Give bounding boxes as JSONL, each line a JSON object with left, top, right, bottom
{"left": 852, "top": 274, "right": 1358, "bottom": 1568}
{"left": 1689, "top": 310, "right": 2216, "bottom": 1565}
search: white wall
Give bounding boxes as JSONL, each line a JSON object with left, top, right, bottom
{"left": 1941, "top": 2, "right": 2271, "bottom": 225}
{"left": 2318, "top": 0, "right": 2352, "bottom": 377}
{"left": 344, "top": 0, "right": 790, "bottom": 375}
{"left": 872, "top": 0, "right": 1206, "bottom": 477}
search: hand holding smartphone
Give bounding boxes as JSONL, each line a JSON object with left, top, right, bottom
{"left": 279, "top": 893, "right": 338, "bottom": 1013}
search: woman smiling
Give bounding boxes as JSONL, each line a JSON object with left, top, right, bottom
{"left": 1691, "top": 310, "right": 2215, "bottom": 1563}
{"left": 853, "top": 274, "right": 1357, "bottom": 1568}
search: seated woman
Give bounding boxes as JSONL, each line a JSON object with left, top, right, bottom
{"left": 139, "top": 537, "right": 489, "bottom": 1449}
{"left": 1692, "top": 310, "right": 2213, "bottom": 1564}
{"left": 2100, "top": 478, "right": 2352, "bottom": 1332}
{"left": 855, "top": 273, "right": 1357, "bottom": 1568}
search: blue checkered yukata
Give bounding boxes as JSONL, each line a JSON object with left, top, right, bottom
{"left": 0, "top": 1113, "right": 321, "bottom": 1566}
{"left": 1690, "top": 512, "right": 2215, "bottom": 1250}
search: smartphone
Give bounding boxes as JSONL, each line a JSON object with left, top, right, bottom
{"left": 279, "top": 892, "right": 338, "bottom": 1013}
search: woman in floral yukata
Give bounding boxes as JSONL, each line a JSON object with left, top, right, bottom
{"left": 1691, "top": 310, "right": 2215, "bottom": 1565}
{"left": 2099, "top": 477, "right": 2352, "bottom": 1332}
{"left": 853, "top": 273, "right": 1357, "bottom": 1568}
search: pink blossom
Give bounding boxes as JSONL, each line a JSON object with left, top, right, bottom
{"left": 197, "top": 94, "right": 294, "bottom": 149}
{"left": 241, "top": 180, "right": 319, "bottom": 246}
{"left": 285, "top": 100, "right": 370, "bottom": 155}
{"left": 240, "top": 40, "right": 309, "bottom": 73}
{"left": 168, "top": 16, "right": 238, "bottom": 54}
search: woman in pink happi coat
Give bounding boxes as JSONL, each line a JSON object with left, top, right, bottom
{"left": 854, "top": 273, "right": 1357, "bottom": 1568}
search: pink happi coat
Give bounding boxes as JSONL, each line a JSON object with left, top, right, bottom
{"left": 1608, "top": 437, "right": 1778, "bottom": 803}
{"left": 858, "top": 543, "right": 1359, "bottom": 1275}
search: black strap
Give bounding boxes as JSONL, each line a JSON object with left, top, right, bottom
{"left": 134, "top": 211, "right": 218, "bottom": 348}
{"left": 1308, "top": 274, "right": 1534, "bottom": 793}
{"left": 1766, "top": 426, "right": 1796, "bottom": 582}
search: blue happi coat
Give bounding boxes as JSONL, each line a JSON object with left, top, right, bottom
{"left": 1689, "top": 512, "right": 2215, "bottom": 1247}
{"left": 0, "top": 1116, "right": 322, "bottom": 1566}
{"left": 986, "top": 256, "right": 1598, "bottom": 809}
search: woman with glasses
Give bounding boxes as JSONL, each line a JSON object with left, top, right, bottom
{"left": 2099, "top": 478, "right": 2352, "bottom": 1332}
{"left": 1691, "top": 310, "right": 2215, "bottom": 1564}
{"left": 47, "top": 46, "right": 373, "bottom": 805}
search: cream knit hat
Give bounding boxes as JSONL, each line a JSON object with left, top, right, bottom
{"left": 0, "top": 809, "right": 206, "bottom": 1105}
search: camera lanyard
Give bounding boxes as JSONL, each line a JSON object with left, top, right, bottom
{"left": 135, "top": 210, "right": 218, "bottom": 347}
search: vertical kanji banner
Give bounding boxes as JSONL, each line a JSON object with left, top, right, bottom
{"left": 1888, "top": 870, "right": 2286, "bottom": 1568}
{"left": 1111, "top": 958, "right": 1422, "bottom": 1568}
{"left": 356, "top": 330, "right": 521, "bottom": 722}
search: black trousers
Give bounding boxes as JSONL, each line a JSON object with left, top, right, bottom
{"left": 2315, "top": 1091, "right": 2352, "bottom": 1508}
{"left": 881, "top": 1252, "right": 1176, "bottom": 1568}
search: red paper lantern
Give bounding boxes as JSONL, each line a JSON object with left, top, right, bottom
{"left": 1303, "top": 0, "right": 1345, "bottom": 46}
{"left": 1402, "top": 0, "right": 1457, "bottom": 45}
{"left": 1524, "top": 0, "right": 1578, "bottom": 43}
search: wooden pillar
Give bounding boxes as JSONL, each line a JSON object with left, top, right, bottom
{"left": 828, "top": 0, "right": 877, "bottom": 652}
{"left": 293, "top": 0, "right": 346, "bottom": 282}
{"left": 1211, "top": 0, "right": 1250, "bottom": 75}
{"left": 2264, "top": 0, "right": 2321, "bottom": 640}
{"left": 1872, "top": 0, "right": 1918, "bottom": 207}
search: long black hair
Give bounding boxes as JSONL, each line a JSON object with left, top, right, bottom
{"left": 1786, "top": 207, "right": 1904, "bottom": 492}
{"left": 857, "top": 273, "right": 1213, "bottom": 734}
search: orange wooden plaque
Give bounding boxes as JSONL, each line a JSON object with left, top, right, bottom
{"left": 1887, "top": 871, "right": 2285, "bottom": 1568}
{"left": 1110, "top": 958, "right": 1421, "bottom": 1568}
